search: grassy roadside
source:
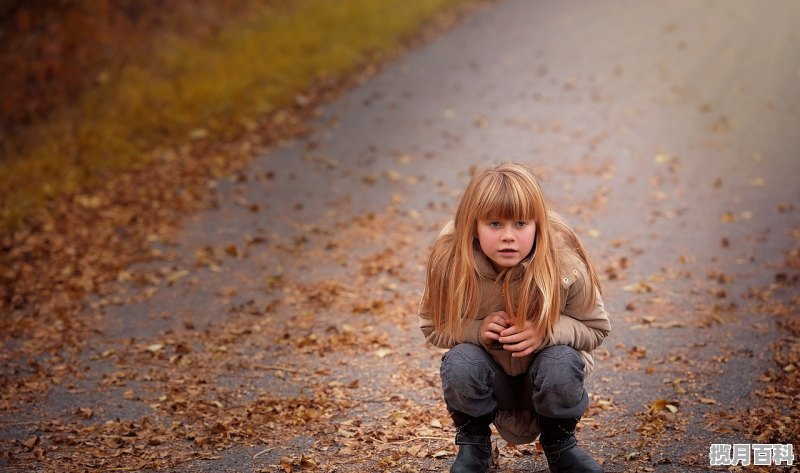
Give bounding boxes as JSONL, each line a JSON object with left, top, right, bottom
{"left": 0, "top": 0, "right": 474, "bottom": 229}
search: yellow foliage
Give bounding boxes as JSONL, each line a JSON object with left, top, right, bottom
{"left": 0, "top": 0, "right": 473, "bottom": 228}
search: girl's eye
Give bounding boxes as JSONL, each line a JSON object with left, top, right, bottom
{"left": 515, "top": 221, "right": 527, "bottom": 227}
{"left": 488, "top": 221, "right": 501, "bottom": 228}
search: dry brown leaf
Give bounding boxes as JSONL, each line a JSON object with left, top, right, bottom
{"left": 651, "top": 399, "right": 678, "bottom": 413}
{"left": 22, "top": 436, "right": 39, "bottom": 449}
{"left": 299, "top": 455, "right": 318, "bottom": 468}
{"left": 623, "top": 282, "right": 653, "bottom": 293}
{"left": 104, "top": 436, "right": 123, "bottom": 449}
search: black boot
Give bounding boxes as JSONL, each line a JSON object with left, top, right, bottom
{"left": 538, "top": 416, "right": 603, "bottom": 473}
{"left": 448, "top": 409, "right": 494, "bottom": 473}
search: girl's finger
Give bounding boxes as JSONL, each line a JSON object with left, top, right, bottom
{"left": 510, "top": 337, "right": 538, "bottom": 353}
{"left": 498, "top": 325, "right": 521, "bottom": 338}
{"left": 498, "top": 334, "right": 521, "bottom": 344}
{"left": 511, "top": 346, "right": 534, "bottom": 358}
{"left": 492, "top": 316, "right": 509, "bottom": 327}
{"left": 501, "top": 337, "right": 531, "bottom": 352}
{"left": 499, "top": 326, "right": 531, "bottom": 341}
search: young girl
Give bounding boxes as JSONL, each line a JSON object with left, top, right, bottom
{"left": 419, "top": 162, "right": 610, "bottom": 473}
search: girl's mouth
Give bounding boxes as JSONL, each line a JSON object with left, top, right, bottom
{"left": 499, "top": 249, "right": 517, "bottom": 254}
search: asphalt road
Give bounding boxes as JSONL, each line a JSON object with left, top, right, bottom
{"left": 2, "top": 0, "right": 799, "bottom": 472}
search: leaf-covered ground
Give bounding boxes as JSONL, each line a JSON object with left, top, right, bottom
{"left": 2, "top": 1, "right": 799, "bottom": 472}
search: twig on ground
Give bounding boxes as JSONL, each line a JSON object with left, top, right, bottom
{"left": 345, "top": 397, "right": 402, "bottom": 403}
{"left": 253, "top": 446, "right": 274, "bottom": 459}
{"left": 252, "top": 364, "right": 305, "bottom": 374}
{"left": 370, "top": 436, "right": 450, "bottom": 445}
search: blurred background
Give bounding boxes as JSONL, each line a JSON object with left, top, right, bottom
{"left": 0, "top": 0, "right": 475, "bottom": 228}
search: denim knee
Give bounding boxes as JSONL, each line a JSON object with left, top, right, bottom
{"left": 440, "top": 344, "right": 497, "bottom": 417}
{"left": 530, "top": 345, "right": 588, "bottom": 418}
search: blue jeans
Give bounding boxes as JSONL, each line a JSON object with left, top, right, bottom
{"left": 440, "top": 343, "right": 589, "bottom": 419}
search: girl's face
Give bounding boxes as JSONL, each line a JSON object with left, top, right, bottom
{"left": 476, "top": 218, "right": 536, "bottom": 272}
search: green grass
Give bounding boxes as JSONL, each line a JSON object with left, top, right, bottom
{"left": 0, "top": 0, "right": 472, "bottom": 228}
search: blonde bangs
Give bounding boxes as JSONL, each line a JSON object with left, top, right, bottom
{"left": 475, "top": 174, "right": 536, "bottom": 222}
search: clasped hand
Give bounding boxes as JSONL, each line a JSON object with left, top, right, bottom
{"left": 479, "top": 310, "right": 544, "bottom": 358}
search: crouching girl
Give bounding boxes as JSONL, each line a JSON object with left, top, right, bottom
{"left": 419, "top": 162, "right": 610, "bottom": 472}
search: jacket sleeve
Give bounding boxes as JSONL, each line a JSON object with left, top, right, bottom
{"left": 547, "top": 267, "right": 611, "bottom": 352}
{"left": 419, "top": 303, "right": 484, "bottom": 349}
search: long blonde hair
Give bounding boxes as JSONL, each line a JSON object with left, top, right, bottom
{"left": 421, "top": 162, "right": 600, "bottom": 339}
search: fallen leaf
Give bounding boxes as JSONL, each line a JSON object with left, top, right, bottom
{"left": 787, "top": 250, "right": 800, "bottom": 269}
{"left": 384, "top": 170, "right": 401, "bottom": 182}
{"left": 104, "top": 436, "right": 122, "bottom": 449}
{"left": 217, "top": 286, "right": 237, "bottom": 297}
{"left": 651, "top": 399, "right": 678, "bottom": 413}
{"left": 629, "top": 346, "right": 647, "bottom": 359}
{"left": 654, "top": 154, "right": 674, "bottom": 164}
{"left": 166, "top": 269, "right": 189, "bottom": 284}
{"left": 146, "top": 344, "right": 164, "bottom": 353}
{"left": 299, "top": 455, "right": 318, "bottom": 468}
{"left": 623, "top": 282, "right": 653, "bottom": 293}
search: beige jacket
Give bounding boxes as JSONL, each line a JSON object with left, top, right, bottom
{"left": 418, "top": 225, "right": 611, "bottom": 443}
